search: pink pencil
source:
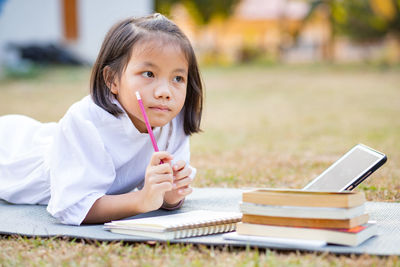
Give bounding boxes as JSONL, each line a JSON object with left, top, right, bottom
{"left": 135, "top": 91, "right": 163, "bottom": 163}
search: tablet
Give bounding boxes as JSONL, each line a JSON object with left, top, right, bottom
{"left": 303, "top": 144, "right": 387, "bottom": 192}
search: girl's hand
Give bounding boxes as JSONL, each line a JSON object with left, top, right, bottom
{"left": 138, "top": 151, "right": 174, "bottom": 212}
{"left": 163, "top": 160, "right": 193, "bottom": 207}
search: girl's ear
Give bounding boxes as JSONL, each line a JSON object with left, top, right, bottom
{"left": 103, "top": 66, "right": 118, "bottom": 95}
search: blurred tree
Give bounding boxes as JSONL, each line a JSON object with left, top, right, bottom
{"left": 299, "top": 0, "right": 337, "bottom": 61}
{"left": 336, "top": 0, "right": 400, "bottom": 41}
{"left": 155, "top": 0, "right": 240, "bottom": 24}
{"left": 300, "top": 0, "right": 400, "bottom": 60}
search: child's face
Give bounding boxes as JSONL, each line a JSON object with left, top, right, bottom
{"left": 111, "top": 38, "right": 188, "bottom": 133}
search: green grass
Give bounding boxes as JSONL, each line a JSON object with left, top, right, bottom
{"left": 1, "top": 64, "right": 400, "bottom": 265}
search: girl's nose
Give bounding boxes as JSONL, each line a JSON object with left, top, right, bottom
{"left": 154, "top": 80, "right": 171, "bottom": 100}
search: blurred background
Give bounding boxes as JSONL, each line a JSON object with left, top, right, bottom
{"left": 0, "top": 0, "right": 399, "bottom": 196}
{"left": 0, "top": 0, "right": 399, "bottom": 73}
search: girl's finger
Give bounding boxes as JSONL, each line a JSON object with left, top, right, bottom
{"left": 148, "top": 173, "right": 173, "bottom": 184}
{"left": 150, "top": 151, "right": 173, "bottom": 166}
{"left": 174, "top": 165, "right": 192, "bottom": 181}
{"left": 146, "top": 164, "right": 172, "bottom": 178}
{"left": 173, "top": 176, "right": 192, "bottom": 189}
{"left": 172, "top": 160, "right": 186, "bottom": 172}
{"left": 178, "top": 186, "right": 192, "bottom": 196}
{"left": 153, "top": 181, "right": 173, "bottom": 192}
{"left": 156, "top": 163, "right": 173, "bottom": 174}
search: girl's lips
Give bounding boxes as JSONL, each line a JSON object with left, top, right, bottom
{"left": 149, "top": 106, "right": 171, "bottom": 111}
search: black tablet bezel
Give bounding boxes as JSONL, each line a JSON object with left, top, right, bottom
{"left": 303, "top": 144, "right": 387, "bottom": 192}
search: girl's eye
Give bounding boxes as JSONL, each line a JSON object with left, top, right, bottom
{"left": 141, "top": 71, "right": 154, "bottom": 78}
{"left": 173, "top": 76, "right": 184, "bottom": 83}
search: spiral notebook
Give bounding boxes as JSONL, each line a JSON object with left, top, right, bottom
{"left": 104, "top": 210, "right": 242, "bottom": 240}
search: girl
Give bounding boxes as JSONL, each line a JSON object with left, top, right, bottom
{"left": 0, "top": 13, "right": 203, "bottom": 225}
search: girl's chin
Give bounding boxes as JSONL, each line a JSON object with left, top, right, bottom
{"left": 149, "top": 115, "right": 175, "bottom": 128}
{"left": 150, "top": 120, "right": 170, "bottom": 128}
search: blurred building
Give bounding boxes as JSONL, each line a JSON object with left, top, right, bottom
{"left": 171, "top": 0, "right": 315, "bottom": 64}
{"left": 171, "top": 0, "right": 400, "bottom": 64}
{"left": 0, "top": 0, "right": 152, "bottom": 70}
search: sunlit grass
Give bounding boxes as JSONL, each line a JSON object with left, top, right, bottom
{"left": 1, "top": 236, "right": 399, "bottom": 266}
{"left": 191, "top": 64, "right": 400, "bottom": 202}
{"left": 0, "top": 64, "right": 399, "bottom": 265}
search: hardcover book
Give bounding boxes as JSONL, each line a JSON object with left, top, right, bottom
{"left": 239, "top": 202, "right": 365, "bottom": 219}
{"left": 242, "top": 213, "right": 369, "bottom": 229}
{"left": 236, "top": 222, "right": 377, "bottom": 246}
{"left": 242, "top": 189, "right": 366, "bottom": 208}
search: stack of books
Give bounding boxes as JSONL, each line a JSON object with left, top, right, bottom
{"left": 235, "top": 189, "right": 377, "bottom": 246}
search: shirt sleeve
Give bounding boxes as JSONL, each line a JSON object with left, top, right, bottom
{"left": 46, "top": 110, "right": 116, "bottom": 225}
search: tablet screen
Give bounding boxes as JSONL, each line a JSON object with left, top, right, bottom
{"left": 303, "top": 145, "right": 385, "bottom": 191}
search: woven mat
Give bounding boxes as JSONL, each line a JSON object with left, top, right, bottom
{"left": 0, "top": 187, "right": 399, "bottom": 255}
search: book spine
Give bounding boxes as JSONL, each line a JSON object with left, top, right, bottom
{"left": 241, "top": 214, "right": 369, "bottom": 229}
{"left": 240, "top": 202, "right": 365, "bottom": 219}
{"left": 242, "top": 192, "right": 365, "bottom": 208}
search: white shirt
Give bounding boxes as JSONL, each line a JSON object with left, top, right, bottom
{"left": 0, "top": 95, "right": 193, "bottom": 225}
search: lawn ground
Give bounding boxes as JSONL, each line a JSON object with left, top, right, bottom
{"left": 0, "top": 64, "right": 399, "bottom": 266}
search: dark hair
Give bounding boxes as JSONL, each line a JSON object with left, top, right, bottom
{"left": 90, "top": 13, "right": 203, "bottom": 135}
